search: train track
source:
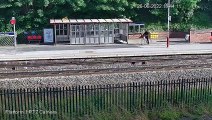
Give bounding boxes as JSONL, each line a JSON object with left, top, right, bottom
{"left": 0, "top": 54, "right": 211, "bottom": 67}
{"left": 0, "top": 63, "right": 211, "bottom": 79}
{"left": 0, "top": 54, "right": 212, "bottom": 79}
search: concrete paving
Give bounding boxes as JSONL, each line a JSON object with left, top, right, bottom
{"left": 0, "top": 39, "right": 211, "bottom": 61}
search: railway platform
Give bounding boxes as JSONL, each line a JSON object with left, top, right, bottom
{"left": 0, "top": 40, "right": 212, "bottom": 61}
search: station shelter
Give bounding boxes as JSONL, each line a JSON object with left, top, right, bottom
{"left": 50, "top": 19, "right": 132, "bottom": 45}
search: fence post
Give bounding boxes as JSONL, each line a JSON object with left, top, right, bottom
{"left": 78, "top": 85, "right": 81, "bottom": 115}
{"left": 188, "top": 79, "right": 191, "bottom": 105}
{"left": 9, "top": 89, "right": 13, "bottom": 120}
{"left": 14, "top": 89, "right": 17, "bottom": 120}
{"left": 0, "top": 89, "right": 3, "bottom": 119}
{"left": 3, "top": 89, "right": 6, "bottom": 119}
{"left": 207, "top": 78, "right": 210, "bottom": 104}
{"left": 126, "top": 83, "right": 129, "bottom": 110}
{"left": 59, "top": 87, "right": 62, "bottom": 116}
{"left": 26, "top": 89, "right": 28, "bottom": 119}
{"left": 64, "top": 87, "right": 68, "bottom": 116}
{"left": 149, "top": 81, "right": 152, "bottom": 109}
{"left": 200, "top": 78, "right": 203, "bottom": 103}
{"left": 84, "top": 86, "right": 87, "bottom": 115}
{"left": 135, "top": 82, "right": 138, "bottom": 109}
{"left": 132, "top": 82, "right": 135, "bottom": 110}
{"left": 158, "top": 81, "right": 160, "bottom": 107}
{"left": 129, "top": 83, "right": 132, "bottom": 111}
{"left": 180, "top": 79, "right": 184, "bottom": 107}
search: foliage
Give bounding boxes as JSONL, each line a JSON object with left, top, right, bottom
{"left": 0, "top": 0, "right": 211, "bottom": 32}
{"left": 158, "top": 107, "right": 181, "bottom": 120}
{"left": 145, "top": 23, "right": 166, "bottom": 31}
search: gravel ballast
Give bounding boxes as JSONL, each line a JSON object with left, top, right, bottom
{"left": 0, "top": 68, "right": 212, "bottom": 89}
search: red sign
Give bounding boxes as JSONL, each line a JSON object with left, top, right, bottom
{"left": 10, "top": 19, "right": 16, "bottom": 25}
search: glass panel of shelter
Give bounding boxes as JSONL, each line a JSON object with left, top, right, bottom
{"left": 70, "top": 24, "right": 85, "bottom": 44}
{"left": 114, "top": 23, "right": 120, "bottom": 41}
{"left": 104, "top": 24, "right": 109, "bottom": 44}
{"left": 77, "top": 25, "right": 84, "bottom": 44}
{"left": 100, "top": 24, "right": 105, "bottom": 43}
{"left": 75, "top": 25, "right": 79, "bottom": 44}
{"left": 56, "top": 24, "right": 69, "bottom": 43}
{"left": 86, "top": 24, "right": 91, "bottom": 44}
{"left": 70, "top": 24, "right": 102, "bottom": 45}
{"left": 122, "top": 24, "right": 128, "bottom": 36}
{"left": 129, "top": 26, "right": 133, "bottom": 34}
{"left": 70, "top": 25, "right": 76, "bottom": 44}
{"left": 88, "top": 24, "right": 98, "bottom": 44}
{"left": 114, "top": 23, "right": 128, "bottom": 42}
{"left": 109, "top": 24, "right": 114, "bottom": 43}
{"left": 94, "top": 24, "right": 99, "bottom": 44}
{"left": 86, "top": 24, "right": 98, "bottom": 44}
{"left": 100, "top": 23, "right": 114, "bottom": 44}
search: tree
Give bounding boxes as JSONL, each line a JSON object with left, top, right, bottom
{"left": 0, "top": 0, "right": 211, "bottom": 32}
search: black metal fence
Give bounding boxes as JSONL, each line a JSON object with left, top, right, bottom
{"left": 0, "top": 78, "right": 212, "bottom": 119}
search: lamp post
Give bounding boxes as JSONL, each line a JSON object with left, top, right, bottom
{"left": 167, "top": 0, "right": 171, "bottom": 48}
{"left": 10, "top": 17, "right": 16, "bottom": 47}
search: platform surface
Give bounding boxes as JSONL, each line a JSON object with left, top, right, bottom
{"left": 0, "top": 40, "right": 212, "bottom": 61}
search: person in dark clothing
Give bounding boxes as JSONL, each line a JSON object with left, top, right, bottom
{"left": 143, "top": 31, "right": 150, "bottom": 44}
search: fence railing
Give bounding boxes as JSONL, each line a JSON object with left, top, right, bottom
{"left": 0, "top": 35, "right": 14, "bottom": 46}
{"left": 0, "top": 78, "right": 212, "bottom": 119}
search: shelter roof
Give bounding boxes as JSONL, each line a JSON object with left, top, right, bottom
{"left": 50, "top": 18, "right": 133, "bottom": 24}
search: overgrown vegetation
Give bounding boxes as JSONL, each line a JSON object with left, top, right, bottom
{"left": 0, "top": 0, "right": 211, "bottom": 32}
{"left": 5, "top": 103, "right": 211, "bottom": 120}
{"left": 84, "top": 104, "right": 212, "bottom": 120}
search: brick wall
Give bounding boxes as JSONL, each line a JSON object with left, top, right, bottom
{"left": 190, "top": 29, "right": 212, "bottom": 43}
{"left": 157, "top": 32, "right": 167, "bottom": 39}
{"left": 128, "top": 30, "right": 212, "bottom": 43}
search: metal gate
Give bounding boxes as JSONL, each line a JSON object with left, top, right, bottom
{"left": 0, "top": 34, "right": 14, "bottom": 46}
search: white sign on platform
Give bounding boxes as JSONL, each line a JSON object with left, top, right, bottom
{"left": 44, "top": 28, "right": 54, "bottom": 43}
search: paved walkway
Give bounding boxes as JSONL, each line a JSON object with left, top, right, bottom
{"left": 0, "top": 40, "right": 211, "bottom": 61}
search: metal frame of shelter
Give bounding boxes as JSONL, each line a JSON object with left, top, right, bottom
{"left": 50, "top": 19, "right": 132, "bottom": 45}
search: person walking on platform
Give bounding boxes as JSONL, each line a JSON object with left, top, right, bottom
{"left": 143, "top": 30, "right": 150, "bottom": 44}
